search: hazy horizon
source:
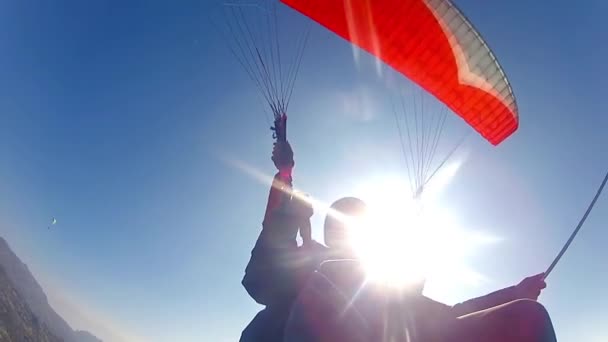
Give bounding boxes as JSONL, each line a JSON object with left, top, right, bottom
{"left": 1, "top": 1, "right": 607, "bottom": 341}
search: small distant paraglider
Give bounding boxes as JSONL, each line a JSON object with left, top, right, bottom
{"left": 48, "top": 217, "right": 57, "bottom": 229}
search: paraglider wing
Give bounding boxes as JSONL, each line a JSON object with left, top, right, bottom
{"left": 281, "top": 0, "right": 518, "bottom": 145}
{"left": 48, "top": 217, "right": 57, "bottom": 229}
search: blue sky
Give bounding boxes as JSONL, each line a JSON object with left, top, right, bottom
{"left": 0, "top": 1, "right": 606, "bottom": 341}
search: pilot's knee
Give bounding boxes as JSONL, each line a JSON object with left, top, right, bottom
{"left": 509, "top": 299, "right": 548, "bottom": 313}
{"left": 509, "top": 299, "right": 551, "bottom": 323}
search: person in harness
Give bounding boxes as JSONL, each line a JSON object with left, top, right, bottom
{"left": 285, "top": 200, "right": 557, "bottom": 341}
{"left": 286, "top": 258, "right": 557, "bottom": 341}
{"left": 240, "top": 139, "right": 372, "bottom": 342}
{"left": 240, "top": 140, "right": 332, "bottom": 342}
{"left": 240, "top": 140, "right": 557, "bottom": 342}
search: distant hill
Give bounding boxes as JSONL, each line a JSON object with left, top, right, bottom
{"left": 0, "top": 237, "right": 102, "bottom": 342}
{"left": 0, "top": 263, "right": 62, "bottom": 342}
{"left": 74, "top": 330, "right": 102, "bottom": 342}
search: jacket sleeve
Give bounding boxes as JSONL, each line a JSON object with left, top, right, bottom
{"left": 241, "top": 172, "right": 312, "bottom": 306}
{"left": 450, "top": 286, "right": 519, "bottom": 316}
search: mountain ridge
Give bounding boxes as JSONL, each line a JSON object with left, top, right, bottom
{"left": 0, "top": 237, "right": 102, "bottom": 342}
{"left": 0, "top": 261, "right": 62, "bottom": 342}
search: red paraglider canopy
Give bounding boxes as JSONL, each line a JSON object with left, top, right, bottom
{"left": 281, "top": 0, "right": 518, "bottom": 145}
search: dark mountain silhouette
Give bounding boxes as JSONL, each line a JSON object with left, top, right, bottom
{"left": 74, "top": 331, "right": 102, "bottom": 342}
{"left": 0, "top": 262, "right": 62, "bottom": 342}
{"left": 0, "top": 237, "right": 101, "bottom": 342}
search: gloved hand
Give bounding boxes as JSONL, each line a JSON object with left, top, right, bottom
{"left": 271, "top": 140, "right": 295, "bottom": 174}
{"left": 515, "top": 273, "right": 547, "bottom": 300}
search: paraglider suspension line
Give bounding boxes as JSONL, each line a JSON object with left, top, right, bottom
{"left": 544, "top": 169, "right": 608, "bottom": 279}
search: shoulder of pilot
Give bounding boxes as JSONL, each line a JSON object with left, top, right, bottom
{"left": 299, "top": 240, "right": 330, "bottom": 256}
{"left": 419, "top": 294, "right": 454, "bottom": 315}
{"left": 317, "top": 259, "right": 364, "bottom": 277}
{"left": 306, "top": 239, "right": 326, "bottom": 248}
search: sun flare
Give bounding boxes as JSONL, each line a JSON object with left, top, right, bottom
{"left": 348, "top": 172, "right": 497, "bottom": 290}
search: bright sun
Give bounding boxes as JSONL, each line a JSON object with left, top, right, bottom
{"left": 348, "top": 172, "right": 497, "bottom": 291}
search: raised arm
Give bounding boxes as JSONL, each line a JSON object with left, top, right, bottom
{"left": 242, "top": 141, "right": 315, "bottom": 305}
{"left": 263, "top": 140, "right": 295, "bottom": 227}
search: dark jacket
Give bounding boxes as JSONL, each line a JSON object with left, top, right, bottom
{"left": 240, "top": 173, "right": 330, "bottom": 342}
